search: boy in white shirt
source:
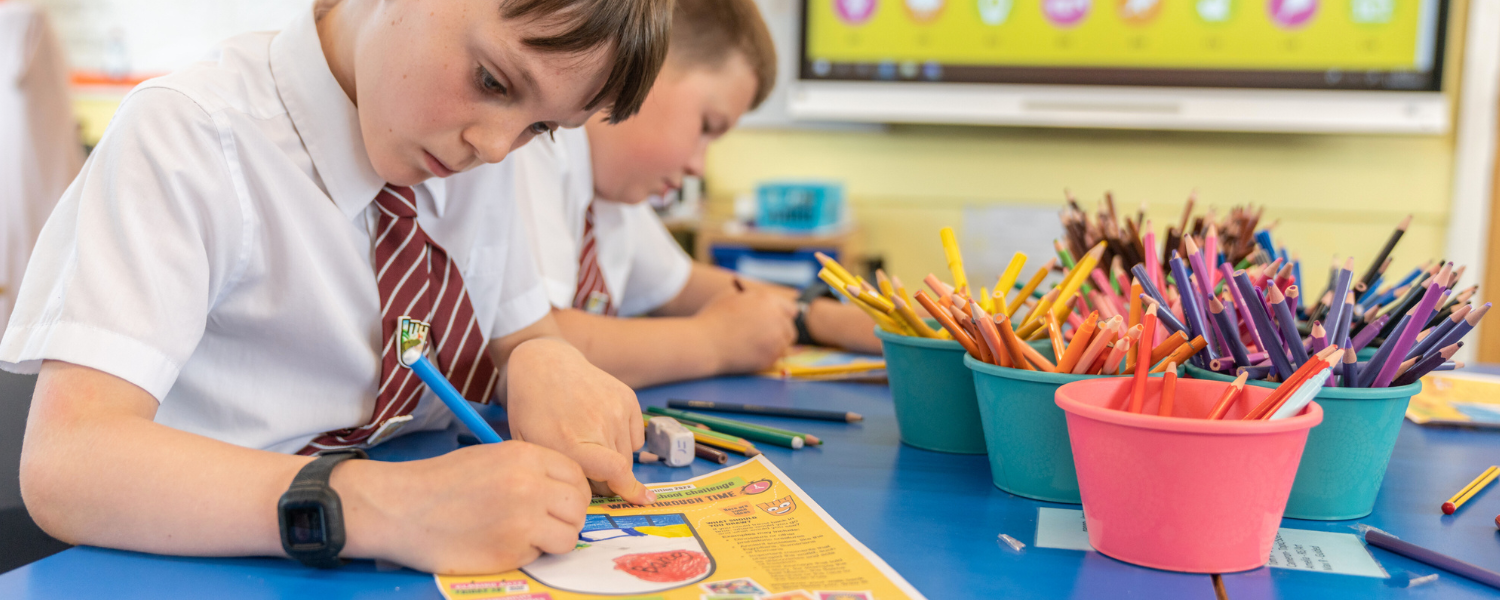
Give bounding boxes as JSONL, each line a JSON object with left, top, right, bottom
{"left": 3, "top": 0, "right": 669, "bottom": 575}
{"left": 513, "top": 0, "right": 881, "bottom": 389}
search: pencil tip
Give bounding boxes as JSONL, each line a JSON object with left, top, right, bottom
{"left": 1398, "top": 214, "right": 1412, "bottom": 229}
{"left": 848, "top": 413, "right": 864, "bottom": 422}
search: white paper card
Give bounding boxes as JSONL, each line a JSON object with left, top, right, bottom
{"left": 1032, "top": 509, "right": 1387, "bottom": 578}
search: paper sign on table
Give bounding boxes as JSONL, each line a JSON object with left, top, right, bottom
{"left": 1032, "top": 508, "right": 1386, "bottom": 578}
{"left": 435, "top": 456, "right": 924, "bottom": 599}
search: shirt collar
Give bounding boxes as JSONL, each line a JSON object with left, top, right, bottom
{"left": 269, "top": 9, "right": 446, "bottom": 220}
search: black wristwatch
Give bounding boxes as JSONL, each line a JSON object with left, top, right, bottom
{"left": 278, "top": 448, "right": 366, "bottom": 568}
{"left": 795, "top": 280, "right": 839, "bottom": 346}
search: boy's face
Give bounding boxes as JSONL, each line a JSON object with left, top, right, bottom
{"left": 354, "top": 0, "right": 613, "bottom": 186}
{"left": 585, "top": 54, "right": 758, "bottom": 204}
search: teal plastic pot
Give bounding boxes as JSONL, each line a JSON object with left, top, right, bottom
{"left": 1183, "top": 363, "right": 1421, "bottom": 520}
{"left": 874, "top": 326, "right": 988, "bottom": 454}
{"left": 966, "top": 351, "right": 1115, "bottom": 504}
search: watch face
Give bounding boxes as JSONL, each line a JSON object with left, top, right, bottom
{"left": 284, "top": 505, "right": 327, "bottom": 549}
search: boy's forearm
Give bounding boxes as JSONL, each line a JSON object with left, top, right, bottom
{"left": 550, "top": 308, "right": 722, "bottom": 388}
{"left": 21, "top": 361, "right": 392, "bottom": 559}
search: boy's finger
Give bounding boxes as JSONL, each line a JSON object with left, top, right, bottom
{"left": 534, "top": 515, "right": 584, "bottom": 556}
{"left": 571, "top": 443, "right": 655, "bottom": 505}
{"left": 628, "top": 414, "right": 645, "bottom": 451}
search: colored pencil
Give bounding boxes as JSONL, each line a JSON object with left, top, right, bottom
{"left": 1129, "top": 305, "right": 1158, "bottom": 413}
{"left": 1159, "top": 364, "right": 1178, "bottom": 417}
{"left": 668, "top": 399, "right": 862, "bottom": 423}
{"left": 778, "top": 362, "right": 886, "bottom": 378}
{"left": 1442, "top": 466, "right": 1499, "bottom": 515}
{"left": 646, "top": 407, "right": 808, "bottom": 449}
{"left": 1356, "top": 215, "right": 1411, "bottom": 290}
{"left": 1206, "top": 373, "right": 1249, "bottom": 420}
{"left": 1363, "top": 526, "right": 1500, "bottom": 589}
{"left": 695, "top": 443, "right": 729, "bottom": 464}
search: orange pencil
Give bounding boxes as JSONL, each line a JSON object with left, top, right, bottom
{"left": 975, "top": 309, "right": 1013, "bottom": 367}
{"left": 1126, "top": 281, "right": 1144, "bottom": 366}
{"left": 1103, "top": 338, "right": 1132, "bottom": 375}
{"left": 1018, "top": 338, "right": 1059, "bottom": 372}
{"left": 1206, "top": 373, "right": 1250, "bottom": 420}
{"left": 966, "top": 301, "right": 995, "bottom": 364}
{"left": 1159, "top": 363, "right": 1178, "bottom": 417}
{"left": 1129, "top": 305, "right": 1159, "bottom": 413}
{"left": 1148, "top": 331, "right": 1190, "bottom": 366}
{"left": 1056, "top": 312, "right": 1100, "bottom": 373}
{"left": 1047, "top": 314, "right": 1066, "bottom": 361}
{"left": 1255, "top": 349, "right": 1342, "bottom": 420}
{"left": 1151, "top": 336, "right": 1207, "bottom": 374}
{"left": 996, "top": 313, "right": 1037, "bottom": 371}
{"left": 1073, "top": 317, "right": 1122, "bottom": 375}
{"left": 915, "top": 290, "right": 983, "bottom": 357}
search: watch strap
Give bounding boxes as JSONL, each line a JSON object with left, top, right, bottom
{"left": 280, "top": 449, "right": 365, "bottom": 568}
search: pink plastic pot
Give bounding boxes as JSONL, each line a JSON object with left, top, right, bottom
{"left": 1055, "top": 377, "right": 1322, "bottom": 573}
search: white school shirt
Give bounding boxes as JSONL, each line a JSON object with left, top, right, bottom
{"left": 511, "top": 127, "right": 692, "bottom": 317}
{"left": 0, "top": 9, "right": 549, "bottom": 454}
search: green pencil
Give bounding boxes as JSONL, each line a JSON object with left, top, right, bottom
{"left": 651, "top": 406, "right": 821, "bottom": 444}
{"left": 646, "top": 407, "right": 810, "bottom": 449}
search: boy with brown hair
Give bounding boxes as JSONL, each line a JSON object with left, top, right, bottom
{"left": 512, "top": 0, "right": 881, "bottom": 389}
{"left": 3, "top": 0, "right": 670, "bottom": 576}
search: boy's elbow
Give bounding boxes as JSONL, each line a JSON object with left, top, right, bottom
{"left": 19, "top": 446, "right": 83, "bottom": 545}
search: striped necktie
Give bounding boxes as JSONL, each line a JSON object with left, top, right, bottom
{"left": 301, "top": 185, "right": 499, "bottom": 454}
{"left": 573, "top": 201, "right": 616, "bottom": 316}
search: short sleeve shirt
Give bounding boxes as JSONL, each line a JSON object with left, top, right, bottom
{"left": 511, "top": 127, "right": 692, "bottom": 317}
{"left": 0, "top": 8, "right": 550, "bottom": 453}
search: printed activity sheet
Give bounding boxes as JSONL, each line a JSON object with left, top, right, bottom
{"left": 1032, "top": 508, "right": 1386, "bottom": 578}
{"left": 436, "top": 456, "right": 924, "bottom": 600}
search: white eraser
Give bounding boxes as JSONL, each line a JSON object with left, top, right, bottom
{"left": 646, "top": 416, "right": 696, "bottom": 467}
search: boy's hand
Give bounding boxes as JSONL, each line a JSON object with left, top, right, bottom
{"left": 694, "top": 288, "right": 797, "bottom": 373}
{"left": 504, "top": 338, "right": 654, "bottom": 506}
{"left": 341, "top": 441, "right": 589, "bottom": 574}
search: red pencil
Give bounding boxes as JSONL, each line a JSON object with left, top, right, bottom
{"left": 1158, "top": 363, "right": 1178, "bottom": 417}
{"left": 1206, "top": 373, "right": 1250, "bottom": 420}
{"left": 1129, "top": 305, "right": 1159, "bottom": 413}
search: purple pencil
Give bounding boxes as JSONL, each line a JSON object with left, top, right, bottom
{"left": 1372, "top": 280, "right": 1447, "bottom": 388}
{"left": 1221, "top": 263, "right": 1266, "bottom": 353}
{"left": 1426, "top": 303, "right": 1490, "bottom": 355}
{"left": 1350, "top": 314, "right": 1390, "bottom": 352}
{"left": 1407, "top": 304, "right": 1471, "bottom": 361}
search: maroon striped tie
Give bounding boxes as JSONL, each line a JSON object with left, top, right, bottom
{"left": 573, "top": 201, "right": 616, "bottom": 316}
{"left": 300, "top": 186, "right": 499, "bottom": 454}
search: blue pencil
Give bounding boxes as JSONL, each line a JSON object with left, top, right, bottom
{"left": 408, "top": 354, "right": 503, "bottom": 444}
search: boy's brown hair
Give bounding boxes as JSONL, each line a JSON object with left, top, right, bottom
{"left": 667, "top": 0, "right": 777, "bottom": 110}
{"left": 505, "top": 0, "right": 673, "bottom": 123}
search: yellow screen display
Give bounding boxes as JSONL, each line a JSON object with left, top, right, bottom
{"left": 804, "top": 0, "right": 1441, "bottom": 73}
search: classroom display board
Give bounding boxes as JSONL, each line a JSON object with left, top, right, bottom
{"left": 801, "top": 0, "right": 1448, "bottom": 90}
{"left": 435, "top": 457, "right": 925, "bottom": 600}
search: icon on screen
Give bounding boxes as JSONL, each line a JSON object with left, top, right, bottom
{"left": 1117, "top": 0, "right": 1162, "bottom": 23}
{"left": 812, "top": 59, "right": 832, "bottom": 77}
{"left": 1268, "top": 0, "right": 1317, "bottom": 28}
{"left": 877, "top": 61, "right": 898, "bottom": 79}
{"left": 905, "top": 0, "right": 945, "bottom": 21}
{"left": 1197, "top": 0, "right": 1231, "bottom": 21}
{"left": 922, "top": 61, "right": 943, "bottom": 80}
{"left": 1350, "top": 0, "right": 1393, "bottom": 23}
{"left": 1043, "top": 0, "right": 1092, "bottom": 27}
{"left": 835, "top": 0, "right": 878, "bottom": 24}
{"left": 978, "top": 0, "right": 1014, "bottom": 24}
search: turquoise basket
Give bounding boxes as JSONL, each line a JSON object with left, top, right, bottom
{"left": 874, "top": 326, "right": 988, "bottom": 454}
{"left": 1183, "top": 363, "right": 1421, "bottom": 520}
{"left": 967, "top": 343, "right": 1116, "bottom": 504}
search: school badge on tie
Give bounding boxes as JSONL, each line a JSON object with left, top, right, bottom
{"left": 397, "top": 316, "right": 431, "bottom": 366}
{"left": 582, "top": 291, "right": 613, "bottom": 315}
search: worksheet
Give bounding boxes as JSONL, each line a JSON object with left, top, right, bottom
{"left": 436, "top": 456, "right": 924, "bottom": 600}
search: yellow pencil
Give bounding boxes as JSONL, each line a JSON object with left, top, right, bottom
{"left": 876, "top": 269, "right": 895, "bottom": 298}
{"left": 995, "top": 252, "right": 1028, "bottom": 304}
{"left": 892, "top": 297, "right": 941, "bottom": 338}
{"left": 939, "top": 227, "right": 969, "bottom": 295}
{"left": 822, "top": 270, "right": 908, "bottom": 334}
{"left": 1443, "top": 465, "right": 1499, "bottom": 514}
{"left": 1007, "top": 259, "right": 1056, "bottom": 316}
{"left": 815, "top": 252, "right": 858, "bottom": 287}
{"left": 1050, "top": 242, "right": 1106, "bottom": 322}
{"left": 780, "top": 362, "right": 887, "bottom": 377}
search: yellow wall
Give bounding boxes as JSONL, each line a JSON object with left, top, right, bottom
{"left": 704, "top": 124, "right": 1454, "bottom": 291}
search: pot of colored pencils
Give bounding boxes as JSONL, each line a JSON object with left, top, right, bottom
{"left": 1183, "top": 357, "right": 1422, "bottom": 520}
{"left": 1055, "top": 373, "right": 1322, "bottom": 573}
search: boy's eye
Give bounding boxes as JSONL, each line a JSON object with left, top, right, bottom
{"left": 529, "top": 122, "right": 555, "bottom": 136}
{"left": 476, "top": 65, "right": 507, "bottom": 95}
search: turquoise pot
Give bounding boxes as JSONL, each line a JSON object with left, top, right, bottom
{"left": 1183, "top": 363, "right": 1420, "bottom": 520}
{"left": 875, "top": 325, "right": 988, "bottom": 454}
{"left": 966, "top": 345, "right": 1117, "bottom": 504}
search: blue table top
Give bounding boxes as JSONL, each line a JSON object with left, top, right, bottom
{"left": 3, "top": 372, "right": 1499, "bottom": 599}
